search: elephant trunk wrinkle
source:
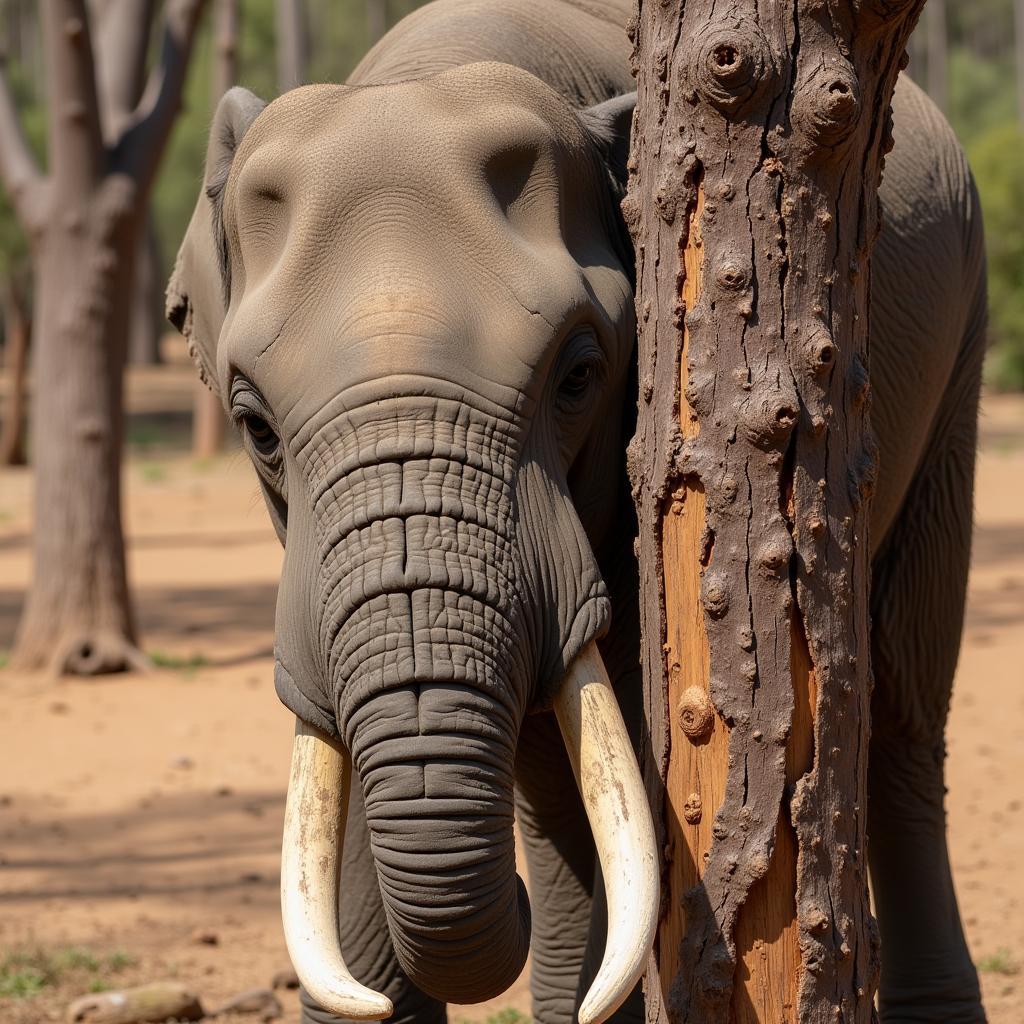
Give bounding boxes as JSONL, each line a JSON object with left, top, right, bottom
{"left": 344, "top": 688, "right": 531, "bottom": 1005}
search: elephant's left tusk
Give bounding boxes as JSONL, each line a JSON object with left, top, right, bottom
{"left": 553, "top": 641, "right": 659, "bottom": 1024}
{"left": 280, "top": 718, "right": 393, "bottom": 1020}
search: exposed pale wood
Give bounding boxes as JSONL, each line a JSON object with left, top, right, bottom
{"left": 730, "top": 615, "right": 817, "bottom": 1024}
{"left": 658, "top": 182, "right": 727, "bottom": 1000}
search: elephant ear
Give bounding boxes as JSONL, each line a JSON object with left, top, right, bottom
{"left": 579, "top": 91, "right": 636, "bottom": 188}
{"left": 166, "top": 86, "right": 267, "bottom": 396}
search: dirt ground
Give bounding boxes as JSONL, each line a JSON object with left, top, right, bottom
{"left": 0, "top": 363, "right": 1021, "bottom": 1023}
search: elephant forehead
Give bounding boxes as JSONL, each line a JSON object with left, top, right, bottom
{"left": 219, "top": 66, "right": 619, "bottom": 413}
{"left": 224, "top": 69, "right": 600, "bottom": 301}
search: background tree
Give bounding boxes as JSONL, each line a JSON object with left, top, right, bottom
{"left": 0, "top": 0, "right": 207, "bottom": 673}
{"left": 0, "top": 2, "right": 41, "bottom": 466}
{"left": 192, "top": 0, "right": 238, "bottom": 459}
{"left": 366, "top": 0, "right": 386, "bottom": 44}
{"left": 626, "top": 1, "right": 925, "bottom": 1020}
{"left": 275, "top": 0, "right": 307, "bottom": 91}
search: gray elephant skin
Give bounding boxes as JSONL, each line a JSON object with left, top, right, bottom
{"left": 167, "top": 1, "right": 988, "bottom": 1022}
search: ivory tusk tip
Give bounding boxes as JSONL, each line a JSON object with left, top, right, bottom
{"left": 318, "top": 991, "right": 393, "bottom": 1021}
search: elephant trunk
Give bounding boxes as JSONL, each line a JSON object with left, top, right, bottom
{"left": 350, "top": 684, "right": 530, "bottom": 1003}
{"left": 304, "top": 395, "right": 534, "bottom": 1003}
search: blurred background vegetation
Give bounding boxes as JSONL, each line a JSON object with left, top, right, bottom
{"left": 1, "top": 0, "right": 1023, "bottom": 387}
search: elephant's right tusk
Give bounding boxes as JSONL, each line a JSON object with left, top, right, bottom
{"left": 553, "top": 642, "right": 659, "bottom": 1024}
{"left": 281, "top": 718, "right": 393, "bottom": 1020}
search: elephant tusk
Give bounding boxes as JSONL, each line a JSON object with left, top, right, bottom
{"left": 281, "top": 718, "right": 393, "bottom": 1020}
{"left": 553, "top": 642, "right": 659, "bottom": 1024}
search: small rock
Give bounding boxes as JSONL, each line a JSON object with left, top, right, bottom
{"left": 189, "top": 927, "right": 219, "bottom": 946}
{"left": 270, "top": 969, "right": 299, "bottom": 991}
{"left": 67, "top": 982, "right": 204, "bottom": 1024}
{"left": 171, "top": 756, "right": 195, "bottom": 771}
{"left": 214, "top": 786, "right": 233, "bottom": 798}
{"left": 50, "top": 700, "right": 70, "bottom": 715}
{"left": 208, "top": 989, "right": 282, "bottom": 1021}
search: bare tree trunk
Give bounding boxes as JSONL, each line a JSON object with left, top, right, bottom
{"left": 0, "top": 275, "right": 30, "bottom": 467}
{"left": 0, "top": 0, "right": 207, "bottom": 674}
{"left": 192, "top": 0, "right": 238, "bottom": 459}
{"left": 366, "top": 0, "right": 387, "bottom": 45}
{"left": 92, "top": 0, "right": 164, "bottom": 366}
{"left": 128, "top": 212, "right": 163, "bottom": 364}
{"left": 925, "top": 0, "right": 947, "bottom": 112}
{"left": 626, "top": 2, "right": 927, "bottom": 1020}
{"left": 276, "top": 0, "right": 308, "bottom": 92}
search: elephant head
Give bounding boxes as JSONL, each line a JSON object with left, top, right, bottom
{"left": 168, "top": 64, "right": 655, "bottom": 1023}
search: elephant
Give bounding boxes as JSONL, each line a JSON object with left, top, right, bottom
{"left": 167, "top": 1, "right": 988, "bottom": 1022}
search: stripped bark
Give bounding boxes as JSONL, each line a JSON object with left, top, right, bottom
{"left": 0, "top": 0, "right": 207, "bottom": 673}
{"left": 625, "top": 2, "right": 927, "bottom": 1021}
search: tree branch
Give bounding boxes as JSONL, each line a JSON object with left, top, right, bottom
{"left": 115, "top": 0, "right": 208, "bottom": 197}
{"left": 41, "top": 0, "right": 105, "bottom": 200}
{"left": 0, "top": 55, "right": 45, "bottom": 230}
{"left": 89, "top": 0, "right": 157, "bottom": 143}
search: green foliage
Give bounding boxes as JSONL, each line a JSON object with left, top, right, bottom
{"left": 0, "top": 946, "right": 134, "bottom": 1000}
{"left": 905, "top": 0, "right": 1024, "bottom": 390}
{"left": 968, "top": 124, "right": 1024, "bottom": 390}
{"left": 0, "top": 59, "right": 44, "bottom": 282}
{"left": 977, "top": 948, "right": 1018, "bottom": 975}
{"left": 149, "top": 649, "right": 208, "bottom": 674}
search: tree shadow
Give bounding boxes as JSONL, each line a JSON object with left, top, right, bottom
{"left": 0, "top": 789, "right": 285, "bottom": 908}
{"left": 0, "top": 581, "right": 278, "bottom": 654}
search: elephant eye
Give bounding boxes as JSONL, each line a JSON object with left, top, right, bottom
{"left": 558, "top": 359, "right": 597, "bottom": 405}
{"left": 242, "top": 413, "right": 279, "bottom": 455}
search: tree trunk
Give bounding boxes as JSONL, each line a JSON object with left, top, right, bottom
{"left": 0, "top": 0, "right": 207, "bottom": 674}
{"left": 128, "top": 213, "right": 163, "bottom": 364}
{"left": 0, "top": 275, "right": 30, "bottom": 467}
{"left": 925, "top": 0, "right": 947, "bottom": 112}
{"left": 366, "top": 0, "right": 387, "bottom": 44}
{"left": 625, "top": 2, "right": 926, "bottom": 1021}
{"left": 91, "top": 0, "right": 164, "bottom": 366}
{"left": 192, "top": 0, "right": 238, "bottom": 458}
{"left": 14, "top": 189, "right": 145, "bottom": 673}
{"left": 276, "top": 0, "right": 308, "bottom": 92}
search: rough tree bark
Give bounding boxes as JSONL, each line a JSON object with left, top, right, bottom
{"left": 625, "top": 2, "right": 927, "bottom": 1021}
{"left": 192, "top": 0, "right": 238, "bottom": 459}
{"left": 0, "top": 0, "right": 207, "bottom": 673}
{"left": 0, "top": 274, "right": 30, "bottom": 466}
{"left": 276, "top": 0, "right": 309, "bottom": 92}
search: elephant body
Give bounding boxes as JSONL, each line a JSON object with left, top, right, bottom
{"left": 169, "top": 2, "right": 987, "bottom": 1022}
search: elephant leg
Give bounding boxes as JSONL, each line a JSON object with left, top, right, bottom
{"left": 515, "top": 711, "right": 597, "bottom": 1024}
{"left": 300, "top": 776, "right": 446, "bottom": 1024}
{"left": 868, "top": 340, "right": 985, "bottom": 1023}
